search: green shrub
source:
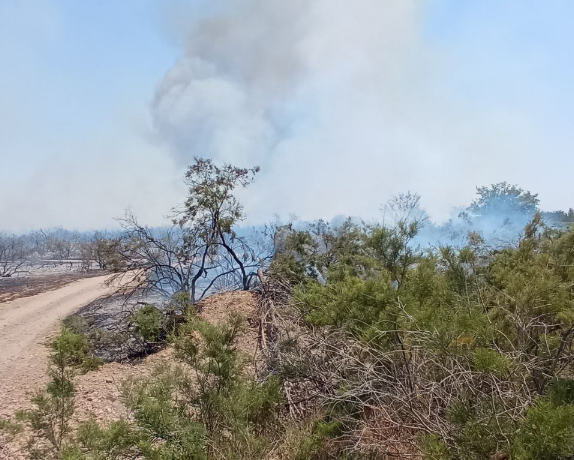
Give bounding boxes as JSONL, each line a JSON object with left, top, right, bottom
{"left": 18, "top": 327, "right": 102, "bottom": 458}
{"left": 291, "top": 419, "right": 344, "bottom": 460}
{"left": 421, "top": 434, "right": 452, "bottom": 460}
{"left": 296, "top": 273, "right": 398, "bottom": 346}
{"left": 547, "top": 378, "right": 574, "bottom": 406}
{"left": 269, "top": 253, "right": 308, "bottom": 285}
{"left": 47, "top": 314, "right": 283, "bottom": 460}
{"left": 133, "top": 304, "right": 164, "bottom": 343}
{"left": 472, "top": 347, "right": 512, "bottom": 377}
{"left": 446, "top": 397, "right": 516, "bottom": 460}
{"left": 513, "top": 399, "right": 574, "bottom": 460}
{"left": 0, "top": 417, "right": 22, "bottom": 436}
{"left": 75, "top": 419, "right": 139, "bottom": 459}
{"left": 52, "top": 326, "right": 103, "bottom": 372}
{"left": 169, "top": 314, "right": 282, "bottom": 458}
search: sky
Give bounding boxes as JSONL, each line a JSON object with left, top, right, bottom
{"left": 1, "top": 0, "right": 573, "bottom": 232}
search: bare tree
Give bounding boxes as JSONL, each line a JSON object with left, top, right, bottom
{"left": 0, "top": 234, "right": 27, "bottom": 277}
{"left": 115, "top": 223, "right": 272, "bottom": 304}
{"left": 113, "top": 213, "right": 202, "bottom": 300}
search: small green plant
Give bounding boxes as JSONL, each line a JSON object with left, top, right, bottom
{"left": 293, "top": 419, "right": 344, "bottom": 460}
{"left": 0, "top": 417, "right": 23, "bottom": 436}
{"left": 167, "top": 313, "right": 283, "bottom": 459}
{"left": 132, "top": 293, "right": 194, "bottom": 354}
{"left": 421, "top": 434, "right": 452, "bottom": 460}
{"left": 133, "top": 304, "right": 164, "bottom": 343}
{"left": 74, "top": 418, "right": 140, "bottom": 459}
{"left": 18, "top": 327, "right": 102, "bottom": 458}
{"left": 472, "top": 347, "right": 512, "bottom": 377}
{"left": 512, "top": 398, "right": 574, "bottom": 460}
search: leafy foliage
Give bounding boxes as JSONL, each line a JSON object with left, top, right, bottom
{"left": 133, "top": 304, "right": 165, "bottom": 343}
{"left": 17, "top": 328, "right": 102, "bottom": 458}
{"left": 469, "top": 182, "right": 540, "bottom": 217}
{"left": 275, "top": 207, "right": 574, "bottom": 458}
{"left": 37, "top": 314, "right": 283, "bottom": 460}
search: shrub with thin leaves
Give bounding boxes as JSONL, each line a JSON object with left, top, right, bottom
{"left": 53, "top": 314, "right": 283, "bottom": 460}
{"left": 17, "top": 327, "right": 102, "bottom": 459}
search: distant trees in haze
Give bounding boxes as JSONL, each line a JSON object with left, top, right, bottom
{"left": 468, "top": 182, "right": 540, "bottom": 218}
{"left": 0, "top": 234, "right": 27, "bottom": 277}
{"left": 462, "top": 181, "right": 574, "bottom": 231}
{"left": 1, "top": 177, "right": 572, "bottom": 289}
{"left": 0, "top": 229, "right": 122, "bottom": 276}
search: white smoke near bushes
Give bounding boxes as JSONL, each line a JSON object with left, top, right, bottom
{"left": 150, "top": 0, "right": 558, "bottom": 225}
{"left": 1, "top": 0, "right": 571, "bottom": 233}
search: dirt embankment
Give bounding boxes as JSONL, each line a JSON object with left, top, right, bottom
{"left": 70, "top": 292, "right": 260, "bottom": 425}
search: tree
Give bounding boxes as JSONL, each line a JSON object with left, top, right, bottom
{"left": 468, "top": 182, "right": 540, "bottom": 218}
{"left": 542, "top": 208, "right": 574, "bottom": 227}
{"left": 0, "top": 234, "right": 27, "bottom": 277}
{"left": 116, "top": 158, "right": 263, "bottom": 303}
{"left": 381, "top": 191, "right": 429, "bottom": 229}
{"left": 88, "top": 233, "right": 123, "bottom": 271}
{"left": 117, "top": 213, "right": 204, "bottom": 300}
{"left": 176, "top": 157, "right": 261, "bottom": 294}
{"left": 369, "top": 192, "right": 428, "bottom": 288}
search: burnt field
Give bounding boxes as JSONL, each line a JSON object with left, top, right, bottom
{"left": 0, "top": 263, "right": 103, "bottom": 303}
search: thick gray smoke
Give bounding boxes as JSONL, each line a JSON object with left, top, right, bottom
{"left": 1, "top": 0, "right": 572, "bottom": 232}
{"left": 151, "top": 0, "right": 568, "bottom": 224}
{"left": 152, "top": 0, "right": 312, "bottom": 167}
{"left": 151, "top": 0, "right": 448, "bottom": 221}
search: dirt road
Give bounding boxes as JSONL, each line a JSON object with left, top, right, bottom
{"left": 0, "top": 275, "right": 113, "bottom": 416}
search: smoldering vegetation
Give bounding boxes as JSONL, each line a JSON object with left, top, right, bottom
{"left": 3, "top": 159, "right": 574, "bottom": 459}
{"left": 2, "top": 180, "right": 573, "bottom": 366}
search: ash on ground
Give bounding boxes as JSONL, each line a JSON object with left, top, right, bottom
{"left": 66, "top": 290, "right": 167, "bottom": 362}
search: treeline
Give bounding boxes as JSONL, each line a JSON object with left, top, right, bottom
{"left": 2, "top": 177, "right": 572, "bottom": 282}
{"left": 0, "top": 228, "right": 124, "bottom": 277}
{"left": 3, "top": 159, "right": 574, "bottom": 459}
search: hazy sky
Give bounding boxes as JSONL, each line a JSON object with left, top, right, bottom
{"left": 1, "top": 0, "right": 573, "bottom": 231}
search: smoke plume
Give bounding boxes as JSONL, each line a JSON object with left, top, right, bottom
{"left": 151, "top": 0, "right": 571, "bottom": 224}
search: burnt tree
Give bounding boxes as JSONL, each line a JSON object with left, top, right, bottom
{"left": 115, "top": 158, "right": 264, "bottom": 303}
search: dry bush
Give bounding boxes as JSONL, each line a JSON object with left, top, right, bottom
{"left": 255, "top": 275, "right": 539, "bottom": 459}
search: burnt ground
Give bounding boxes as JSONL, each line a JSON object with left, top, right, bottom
{"left": 67, "top": 291, "right": 162, "bottom": 361}
{"left": 0, "top": 270, "right": 103, "bottom": 303}
{"left": 68, "top": 281, "right": 226, "bottom": 362}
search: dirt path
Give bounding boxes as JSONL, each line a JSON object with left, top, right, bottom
{"left": 0, "top": 275, "right": 113, "bottom": 417}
